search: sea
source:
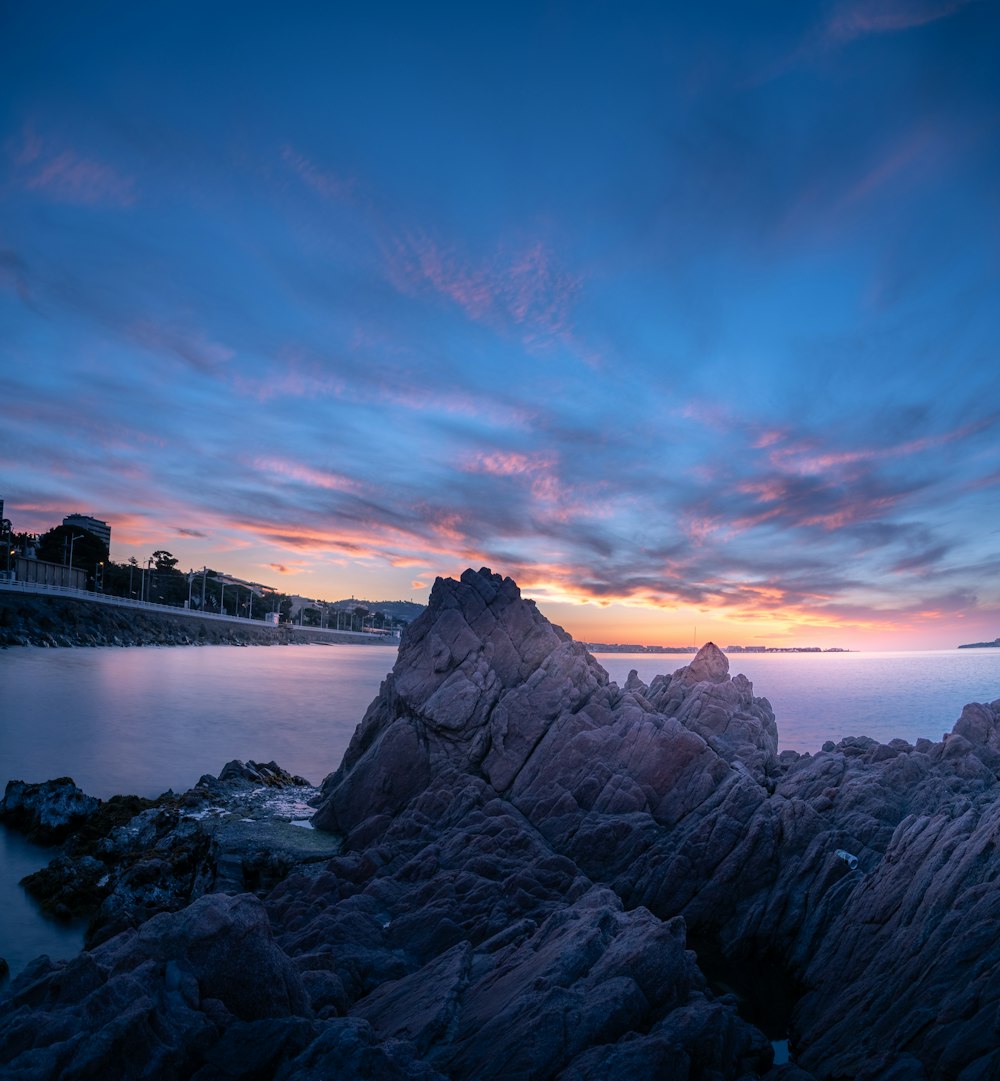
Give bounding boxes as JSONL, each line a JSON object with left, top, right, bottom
{"left": 1, "top": 643, "right": 998, "bottom": 980}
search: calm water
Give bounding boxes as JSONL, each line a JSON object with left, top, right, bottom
{"left": 0, "top": 643, "right": 395, "bottom": 979}
{"left": 1, "top": 642, "right": 998, "bottom": 978}
{"left": 595, "top": 649, "right": 1000, "bottom": 751}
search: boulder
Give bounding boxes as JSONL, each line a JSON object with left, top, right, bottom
{"left": 1, "top": 777, "right": 100, "bottom": 844}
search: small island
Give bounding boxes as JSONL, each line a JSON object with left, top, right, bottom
{"left": 958, "top": 636, "right": 1000, "bottom": 649}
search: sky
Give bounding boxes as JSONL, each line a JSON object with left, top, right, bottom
{"left": 2, "top": 1, "right": 999, "bottom": 650}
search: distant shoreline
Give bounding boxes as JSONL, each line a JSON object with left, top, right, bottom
{"left": 588, "top": 643, "right": 852, "bottom": 655}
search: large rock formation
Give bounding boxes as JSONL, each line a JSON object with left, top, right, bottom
{"left": 4, "top": 567, "right": 1000, "bottom": 1080}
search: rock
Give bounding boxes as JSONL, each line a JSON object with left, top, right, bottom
{"left": 17, "top": 764, "right": 339, "bottom": 949}
{"left": 215, "top": 760, "right": 312, "bottom": 788}
{"left": 0, "top": 894, "right": 307, "bottom": 1080}
{"left": 1, "top": 777, "right": 100, "bottom": 844}
{"left": 7, "top": 568, "right": 1000, "bottom": 1080}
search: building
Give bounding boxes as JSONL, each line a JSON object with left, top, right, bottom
{"left": 62, "top": 514, "right": 112, "bottom": 550}
{"left": 14, "top": 555, "right": 86, "bottom": 590}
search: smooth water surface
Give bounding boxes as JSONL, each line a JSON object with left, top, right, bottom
{"left": 0, "top": 642, "right": 395, "bottom": 978}
{"left": 0, "top": 827, "right": 87, "bottom": 981}
{"left": 1, "top": 643, "right": 396, "bottom": 799}
{"left": 595, "top": 649, "right": 1000, "bottom": 751}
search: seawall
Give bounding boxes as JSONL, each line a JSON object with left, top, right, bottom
{"left": 0, "top": 593, "right": 395, "bottom": 649}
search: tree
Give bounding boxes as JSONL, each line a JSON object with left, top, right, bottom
{"left": 152, "top": 550, "right": 179, "bottom": 573}
{"left": 144, "top": 550, "right": 187, "bottom": 606}
{"left": 36, "top": 525, "right": 109, "bottom": 571}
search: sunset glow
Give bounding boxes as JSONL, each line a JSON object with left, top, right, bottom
{"left": 2, "top": 3, "right": 999, "bottom": 650}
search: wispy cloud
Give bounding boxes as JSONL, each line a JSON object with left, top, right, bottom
{"left": 281, "top": 144, "right": 355, "bottom": 201}
{"left": 252, "top": 457, "right": 361, "bottom": 493}
{"left": 130, "top": 320, "right": 235, "bottom": 374}
{"left": 825, "top": 0, "right": 975, "bottom": 43}
{"left": 383, "top": 230, "right": 582, "bottom": 346}
{"left": 6, "top": 126, "right": 136, "bottom": 207}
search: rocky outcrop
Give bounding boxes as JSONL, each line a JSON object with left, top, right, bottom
{"left": 1, "top": 894, "right": 309, "bottom": 1080}
{"left": 0, "top": 777, "right": 100, "bottom": 844}
{"left": 3, "top": 761, "right": 338, "bottom": 944}
{"left": 308, "top": 568, "right": 1000, "bottom": 1078}
{"left": 5, "top": 567, "right": 1000, "bottom": 1080}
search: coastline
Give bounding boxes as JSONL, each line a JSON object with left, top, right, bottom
{"left": 0, "top": 593, "right": 397, "bottom": 649}
{"left": 4, "top": 568, "right": 1000, "bottom": 1080}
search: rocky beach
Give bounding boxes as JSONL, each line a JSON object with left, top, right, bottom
{"left": 3, "top": 567, "right": 1000, "bottom": 1079}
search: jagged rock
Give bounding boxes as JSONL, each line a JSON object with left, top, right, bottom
{"left": 0, "top": 894, "right": 307, "bottom": 1080}
{"left": 7, "top": 568, "right": 1000, "bottom": 1080}
{"left": 215, "top": 760, "right": 311, "bottom": 788}
{"left": 16, "top": 764, "right": 338, "bottom": 949}
{"left": 1, "top": 777, "right": 100, "bottom": 844}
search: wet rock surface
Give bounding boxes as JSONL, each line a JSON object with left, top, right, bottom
{"left": 4, "top": 567, "right": 1000, "bottom": 1079}
{"left": 2, "top": 761, "right": 339, "bottom": 947}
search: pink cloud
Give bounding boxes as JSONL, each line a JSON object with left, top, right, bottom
{"left": 462, "top": 450, "right": 556, "bottom": 477}
{"left": 232, "top": 353, "right": 345, "bottom": 402}
{"left": 383, "top": 229, "right": 581, "bottom": 345}
{"left": 7, "top": 127, "right": 135, "bottom": 207}
{"left": 765, "top": 417, "right": 996, "bottom": 477}
{"left": 252, "top": 457, "right": 360, "bottom": 493}
{"left": 281, "top": 144, "right": 355, "bottom": 201}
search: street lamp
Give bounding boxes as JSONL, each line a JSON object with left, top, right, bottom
{"left": 141, "top": 557, "right": 154, "bottom": 602}
{"left": 67, "top": 531, "right": 85, "bottom": 573}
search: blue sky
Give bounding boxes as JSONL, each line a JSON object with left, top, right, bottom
{"left": 2, "top": 0, "right": 999, "bottom": 648}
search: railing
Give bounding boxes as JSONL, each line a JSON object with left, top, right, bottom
{"left": 0, "top": 577, "right": 392, "bottom": 638}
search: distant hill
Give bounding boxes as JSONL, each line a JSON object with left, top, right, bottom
{"left": 958, "top": 637, "right": 1000, "bottom": 649}
{"left": 333, "top": 598, "right": 426, "bottom": 623}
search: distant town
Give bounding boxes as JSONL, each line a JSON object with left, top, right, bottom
{"left": 0, "top": 499, "right": 424, "bottom": 634}
{"left": 586, "top": 643, "right": 851, "bottom": 654}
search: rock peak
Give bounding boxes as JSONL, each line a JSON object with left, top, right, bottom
{"left": 680, "top": 641, "right": 729, "bottom": 684}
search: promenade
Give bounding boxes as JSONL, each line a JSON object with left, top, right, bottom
{"left": 0, "top": 578, "right": 385, "bottom": 639}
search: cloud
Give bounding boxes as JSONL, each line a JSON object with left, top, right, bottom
{"left": 383, "top": 230, "right": 582, "bottom": 347}
{"left": 130, "top": 320, "right": 235, "bottom": 374}
{"left": 252, "top": 457, "right": 360, "bottom": 493}
{"left": 6, "top": 127, "right": 136, "bottom": 207}
{"left": 0, "top": 249, "right": 34, "bottom": 306}
{"left": 825, "top": 0, "right": 974, "bottom": 43}
{"left": 281, "top": 144, "right": 355, "bottom": 201}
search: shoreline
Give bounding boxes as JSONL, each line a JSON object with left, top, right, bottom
{"left": 0, "top": 593, "right": 397, "bottom": 649}
{"left": 3, "top": 568, "right": 1000, "bottom": 1079}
